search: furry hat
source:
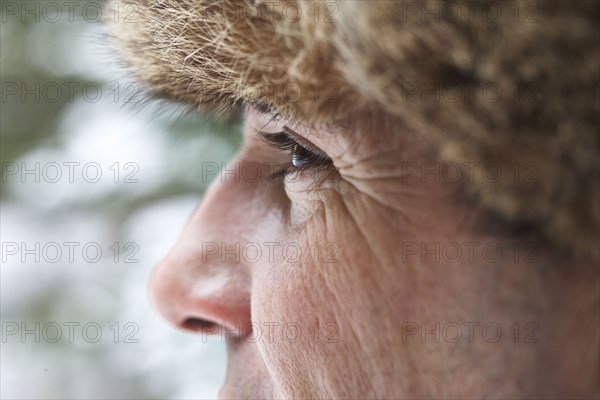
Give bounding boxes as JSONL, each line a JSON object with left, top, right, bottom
{"left": 108, "top": 0, "right": 599, "bottom": 259}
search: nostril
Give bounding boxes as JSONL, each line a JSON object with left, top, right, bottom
{"left": 182, "top": 317, "right": 220, "bottom": 334}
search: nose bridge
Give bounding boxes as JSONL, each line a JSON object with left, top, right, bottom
{"left": 149, "top": 164, "right": 257, "bottom": 335}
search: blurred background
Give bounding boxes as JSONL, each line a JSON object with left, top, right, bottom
{"left": 1, "top": 1, "right": 242, "bottom": 398}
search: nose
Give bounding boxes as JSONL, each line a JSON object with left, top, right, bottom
{"left": 149, "top": 169, "right": 254, "bottom": 337}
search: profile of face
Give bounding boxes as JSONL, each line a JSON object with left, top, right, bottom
{"left": 109, "top": 0, "right": 599, "bottom": 397}
{"left": 148, "top": 107, "right": 597, "bottom": 398}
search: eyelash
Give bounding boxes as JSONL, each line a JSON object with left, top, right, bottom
{"left": 260, "top": 131, "right": 333, "bottom": 180}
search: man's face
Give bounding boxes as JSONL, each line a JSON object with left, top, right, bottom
{"left": 148, "top": 108, "right": 588, "bottom": 398}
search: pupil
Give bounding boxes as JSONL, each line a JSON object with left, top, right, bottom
{"left": 291, "top": 145, "right": 309, "bottom": 168}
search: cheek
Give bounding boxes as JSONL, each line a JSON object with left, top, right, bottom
{"left": 251, "top": 243, "right": 347, "bottom": 398}
{"left": 250, "top": 192, "right": 383, "bottom": 398}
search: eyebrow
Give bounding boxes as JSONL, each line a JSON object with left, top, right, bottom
{"left": 248, "top": 101, "right": 335, "bottom": 141}
{"left": 244, "top": 101, "right": 283, "bottom": 130}
{"left": 250, "top": 101, "right": 279, "bottom": 118}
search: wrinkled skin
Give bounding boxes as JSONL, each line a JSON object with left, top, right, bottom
{"left": 150, "top": 108, "right": 598, "bottom": 398}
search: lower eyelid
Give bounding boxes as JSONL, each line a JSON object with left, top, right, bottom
{"left": 284, "top": 165, "right": 340, "bottom": 188}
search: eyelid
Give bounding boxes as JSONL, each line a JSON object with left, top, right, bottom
{"left": 249, "top": 103, "right": 324, "bottom": 157}
{"left": 280, "top": 126, "right": 329, "bottom": 161}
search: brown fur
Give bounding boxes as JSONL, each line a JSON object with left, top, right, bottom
{"left": 108, "top": 0, "right": 599, "bottom": 259}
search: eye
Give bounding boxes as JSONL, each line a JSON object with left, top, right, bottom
{"left": 259, "top": 129, "right": 334, "bottom": 180}
{"left": 291, "top": 144, "right": 312, "bottom": 168}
